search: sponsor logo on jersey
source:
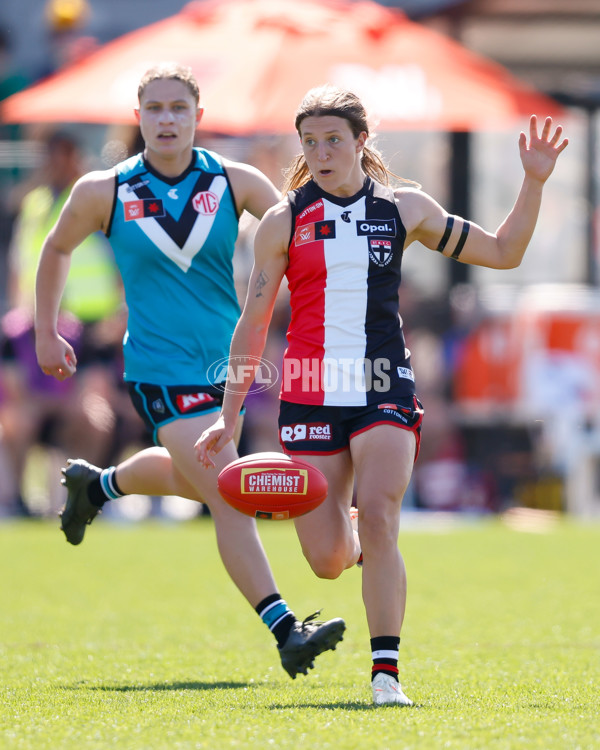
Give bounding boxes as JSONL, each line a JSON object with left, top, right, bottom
{"left": 167, "top": 188, "right": 179, "bottom": 200}
{"left": 176, "top": 392, "right": 216, "bottom": 413}
{"left": 126, "top": 179, "right": 150, "bottom": 192}
{"left": 377, "top": 402, "right": 411, "bottom": 422}
{"left": 124, "top": 198, "right": 165, "bottom": 221}
{"left": 369, "top": 238, "right": 393, "bottom": 266}
{"left": 280, "top": 423, "right": 333, "bottom": 442}
{"left": 356, "top": 219, "right": 397, "bottom": 237}
{"left": 192, "top": 190, "right": 220, "bottom": 215}
{"left": 397, "top": 366, "right": 415, "bottom": 382}
{"left": 298, "top": 200, "right": 324, "bottom": 221}
{"left": 294, "top": 220, "right": 336, "bottom": 245}
{"left": 341, "top": 210, "right": 352, "bottom": 223}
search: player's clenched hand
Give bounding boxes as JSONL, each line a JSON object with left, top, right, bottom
{"left": 35, "top": 333, "right": 77, "bottom": 381}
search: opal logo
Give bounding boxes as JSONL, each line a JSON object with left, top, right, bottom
{"left": 356, "top": 219, "right": 396, "bottom": 237}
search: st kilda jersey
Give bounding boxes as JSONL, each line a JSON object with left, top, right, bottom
{"left": 281, "top": 177, "right": 416, "bottom": 407}
{"left": 107, "top": 149, "right": 240, "bottom": 385}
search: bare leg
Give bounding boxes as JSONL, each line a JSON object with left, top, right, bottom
{"left": 158, "top": 415, "right": 278, "bottom": 607}
{"left": 350, "top": 426, "right": 415, "bottom": 637}
{"left": 110, "top": 418, "right": 245, "bottom": 502}
{"left": 293, "top": 450, "right": 359, "bottom": 579}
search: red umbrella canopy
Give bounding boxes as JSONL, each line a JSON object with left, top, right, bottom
{"left": 1, "top": 0, "right": 563, "bottom": 133}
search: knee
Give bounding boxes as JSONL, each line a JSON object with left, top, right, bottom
{"left": 303, "top": 548, "right": 346, "bottom": 580}
{"left": 359, "top": 501, "right": 400, "bottom": 548}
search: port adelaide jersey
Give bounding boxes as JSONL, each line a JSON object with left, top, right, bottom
{"left": 282, "top": 177, "right": 416, "bottom": 406}
{"left": 107, "top": 148, "right": 240, "bottom": 385}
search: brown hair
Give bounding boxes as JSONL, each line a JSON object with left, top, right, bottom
{"left": 282, "top": 84, "right": 412, "bottom": 194}
{"left": 137, "top": 62, "right": 200, "bottom": 106}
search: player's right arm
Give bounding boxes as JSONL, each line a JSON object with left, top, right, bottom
{"left": 35, "top": 170, "right": 114, "bottom": 380}
{"left": 195, "top": 199, "right": 291, "bottom": 466}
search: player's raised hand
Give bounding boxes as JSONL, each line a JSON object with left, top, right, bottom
{"left": 519, "top": 115, "right": 568, "bottom": 184}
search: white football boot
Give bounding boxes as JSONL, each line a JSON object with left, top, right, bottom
{"left": 372, "top": 673, "right": 414, "bottom": 706}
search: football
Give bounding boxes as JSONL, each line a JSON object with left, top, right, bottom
{"left": 217, "top": 452, "right": 328, "bottom": 520}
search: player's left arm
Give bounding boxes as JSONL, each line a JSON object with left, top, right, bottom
{"left": 224, "top": 160, "right": 280, "bottom": 220}
{"left": 400, "top": 116, "right": 568, "bottom": 270}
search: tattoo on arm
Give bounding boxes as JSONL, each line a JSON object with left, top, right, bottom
{"left": 255, "top": 270, "right": 269, "bottom": 297}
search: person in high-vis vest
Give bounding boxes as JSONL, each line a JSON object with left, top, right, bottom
{"left": 2, "top": 130, "right": 134, "bottom": 514}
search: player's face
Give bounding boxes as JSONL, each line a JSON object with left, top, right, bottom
{"left": 135, "top": 78, "right": 203, "bottom": 168}
{"left": 299, "top": 115, "right": 367, "bottom": 197}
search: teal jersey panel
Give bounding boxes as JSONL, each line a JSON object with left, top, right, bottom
{"left": 108, "top": 149, "right": 240, "bottom": 385}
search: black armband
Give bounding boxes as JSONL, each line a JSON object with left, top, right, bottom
{"left": 451, "top": 220, "right": 470, "bottom": 259}
{"left": 435, "top": 215, "right": 454, "bottom": 253}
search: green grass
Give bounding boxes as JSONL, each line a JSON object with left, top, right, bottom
{"left": 1, "top": 515, "right": 598, "bottom": 749}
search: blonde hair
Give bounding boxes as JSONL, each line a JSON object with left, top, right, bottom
{"left": 138, "top": 62, "right": 200, "bottom": 106}
{"left": 282, "top": 85, "right": 413, "bottom": 194}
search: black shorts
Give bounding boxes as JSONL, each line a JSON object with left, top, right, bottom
{"left": 127, "top": 382, "right": 226, "bottom": 445}
{"left": 278, "top": 395, "right": 424, "bottom": 460}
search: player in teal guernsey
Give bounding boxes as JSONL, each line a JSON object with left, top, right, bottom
{"left": 35, "top": 63, "right": 345, "bottom": 679}
{"left": 196, "top": 85, "right": 568, "bottom": 705}
{"left": 111, "top": 148, "right": 241, "bottom": 385}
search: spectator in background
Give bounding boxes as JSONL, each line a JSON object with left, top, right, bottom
{"left": 1, "top": 129, "right": 139, "bottom": 514}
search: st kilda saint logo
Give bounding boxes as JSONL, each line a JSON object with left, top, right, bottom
{"left": 192, "top": 190, "right": 220, "bottom": 215}
{"left": 369, "top": 238, "right": 393, "bottom": 267}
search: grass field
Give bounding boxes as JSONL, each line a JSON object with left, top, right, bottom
{"left": 1, "top": 513, "right": 598, "bottom": 749}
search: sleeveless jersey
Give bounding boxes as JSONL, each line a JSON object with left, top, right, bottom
{"left": 107, "top": 149, "right": 240, "bottom": 385}
{"left": 282, "top": 177, "right": 415, "bottom": 406}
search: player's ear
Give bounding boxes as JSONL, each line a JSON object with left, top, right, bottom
{"left": 134, "top": 108, "right": 141, "bottom": 125}
{"left": 196, "top": 107, "right": 204, "bottom": 127}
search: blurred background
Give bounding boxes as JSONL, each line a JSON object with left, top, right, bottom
{"left": 1, "top": 0, "right": 599, "bottom": 522}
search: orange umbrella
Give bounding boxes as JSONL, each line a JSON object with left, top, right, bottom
{"left": 1, "top": 0, "right": 563, "bottom": 133}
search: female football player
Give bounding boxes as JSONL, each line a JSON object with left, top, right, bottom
{"left": 195, "top": 84, "right": 567, "bottom": 705}
{"left": 34, "top": 64, "right": 346, "bottom": 679}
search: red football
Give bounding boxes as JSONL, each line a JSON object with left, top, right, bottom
{"left": 217, "top": 452, "right": 328, "bottom": 520}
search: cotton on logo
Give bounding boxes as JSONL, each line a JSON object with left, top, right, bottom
{"left": 192, "top": 190, "right": 219, "bottom": 215}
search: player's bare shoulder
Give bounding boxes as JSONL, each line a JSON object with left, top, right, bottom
{"left": 394, "top": 184, "right": 440, "bottom": 238}
{"left": 221, "top": 157, "right": 279, "bottom": 219}
{"left": 68, "top": 168, "right": 117, "bottom": 232}
{"left": 255, "top": 196, "right": 292, "bottom": 258}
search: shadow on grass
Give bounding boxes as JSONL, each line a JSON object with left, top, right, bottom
{"left": 64, "top": 680, "right": 256, "bottom": 692}
{"left": 269, "top": 702, "right": 421, "bottom": 711}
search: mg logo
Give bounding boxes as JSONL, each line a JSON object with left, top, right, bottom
{"left": 192, "top": 190, "right": 219, "bottom": 215}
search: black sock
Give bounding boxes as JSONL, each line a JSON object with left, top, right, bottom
{"left": 371, "top": 636, "right": 400, "bottom": 681}
{"left": 87, "top": 467, "right": 125, "bottom": 508}
{"left": 255, "top": 594, "right": 296, "bottom": 647}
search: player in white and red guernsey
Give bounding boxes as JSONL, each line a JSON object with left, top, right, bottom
{"left": 197, "top": 85, "right": 567, "bottom": 705}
